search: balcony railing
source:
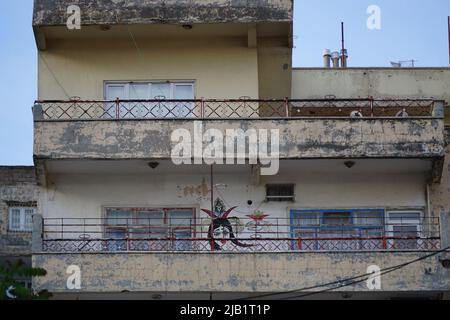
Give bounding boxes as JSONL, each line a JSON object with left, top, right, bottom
{"left": 34, "top": 98, "right": 437, "bottom": 121}
{"left": 41, "top": 216, "right": 441, "bottom": 253}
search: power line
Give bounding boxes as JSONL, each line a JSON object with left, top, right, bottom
{"left": 38, "top": 53, "right": 71, "bottom": 99}
{"left": 282, "top": 255, "right": 421, "bottom": 300}
{"left": 242, "top": 246, "right": 450, "bottom": 300}
{"left": 127, "top": 26, "right": 144, "bottom": 59}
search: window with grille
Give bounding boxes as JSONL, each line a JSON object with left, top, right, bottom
{"left": 104, "top": 208, "right": 195, "bottom": 251}
{"left": 386, "top": 211, "right": 422, "bottom": 250}
{"left": 290, "top": 209, "right": 385, "bottom": 250}
{"left": 104, "top": 81, "right": 195, "bottom": 118}
{"left": 9, "top": 207, "right": 35, "bottom": 232}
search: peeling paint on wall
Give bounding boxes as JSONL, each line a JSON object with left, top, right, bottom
{"left": 34, "top": 119, "right": 445, "bottom": 161}
{"left": 32, "top": 251, "right": 450, "bottom": 293}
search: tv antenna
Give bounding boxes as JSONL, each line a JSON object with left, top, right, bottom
{"left": 390, "top": 59, "right": 418, "bottom": 68}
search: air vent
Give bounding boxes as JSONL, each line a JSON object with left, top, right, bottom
{"left": 266, "top": 184, "right": 295, "bottom": 202}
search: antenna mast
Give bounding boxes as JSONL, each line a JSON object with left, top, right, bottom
{"left": 341, "top": 22, "right": 346, "bottom": 67}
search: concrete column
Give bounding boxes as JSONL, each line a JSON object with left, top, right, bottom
{"left": 32, "top": 214, "right": 43, "bottom": 253}
{"left": 440, "top": 209, "right": 450, "bottom": 248}
{"left": 432, "top": 101, "right": 445, "bottom": 118}
{"left": 33, "top": 104, "right": 44, "bottom": 121}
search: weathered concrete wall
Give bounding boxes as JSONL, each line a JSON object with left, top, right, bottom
{"left": 0, "top": 167, "right": 38, "bottom": 256}
{"left": 33, "top": 0, "right": 293, "bottom": 26}
{"left": 34, "top": 118, "right": 445, "bottom": 160}
{"left": 32, "top": 251, "right": 450, "bottom": 293}
{"left": 430, "top": 128, "right": 450, "bottom": 248}
{"left": 292, "top": 68, "right": 450, "bottom": 101}
{"left": 258, "top": 38, "right": 292, "bottom": 99}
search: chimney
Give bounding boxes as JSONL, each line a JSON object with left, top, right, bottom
{"left": 331, "top": 51, "right": 340, "bottom": 68}
{"left": 341, "top": 49, "right": 348, "bottom": 68}
{"left": 323, "top": 49, "right": 331, "bottom": 68}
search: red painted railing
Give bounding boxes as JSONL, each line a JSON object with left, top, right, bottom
{"left": 41, "top": 216, "right": 441, "bottom": 253}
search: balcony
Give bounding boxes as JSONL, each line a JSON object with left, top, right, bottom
{"left": 39, "top": 215, "right": 441, "bottom": 253}
{"left": 33, "top": 98, "right": 445, "bottom": 177}
{"left": 32, "top": 214, "right": 450, "bottom": 295}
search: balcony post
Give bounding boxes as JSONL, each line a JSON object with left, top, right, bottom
{"left": 115, "top": 98, "right": 120, "bottom": 119}
{"left": 440, "top": 209, "right": 450, "bottom": 248}
{"left": 432, "top": 101, "right": 445, "bottom": 118}
{"left": 284, "top": 97, "right": 289, "bottom": 117}
{"left": 201, "top": 97, "right": 205, "bottom": 118}
{"left": 32, "top": 214, "right": 43, "bottom": 253}
{"left": 33, "top": 104, "right": 44, "bottom": 121}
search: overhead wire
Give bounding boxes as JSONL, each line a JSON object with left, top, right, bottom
{"left": 241, "top": 246, "right": 450, "bottom": 300}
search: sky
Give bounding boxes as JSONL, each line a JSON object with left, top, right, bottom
{"left": 0, "top": 0, "right": 449, "bottom": 165}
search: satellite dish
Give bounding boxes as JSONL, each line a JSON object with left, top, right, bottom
{"left": 390, "top": 60, "right": 418, "bottom": 68}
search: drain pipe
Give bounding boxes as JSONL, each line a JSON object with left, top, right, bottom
{"left": 426, "top": 184, "right": 432, "bottom": 237}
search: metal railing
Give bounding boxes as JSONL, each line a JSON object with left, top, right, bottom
{"left": 41, "top": 216, "right": 441, "bottom": 253}
{"left": 34, "top": 98, "right": 436, "bottom": 120}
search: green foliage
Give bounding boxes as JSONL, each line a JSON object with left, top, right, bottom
{"left": 0, "top": 259, "right": 52, "bottom": 300}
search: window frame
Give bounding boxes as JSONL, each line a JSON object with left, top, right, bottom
{"left": 8, "top": 207, "right": 35, "bottom": 232}
{"left": 289, "top": 208, "right": 385, "bottom": 250}
{"left": 104, "top": 80, "right": 196, "bottom": 119}
{"left": 385, "top": 210, "right": 423, "bottom": 249}
{"left": 103, "top": 207, "right": 197, "bottom": 239}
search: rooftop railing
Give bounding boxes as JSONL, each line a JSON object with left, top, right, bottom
{"left": 41, "top": 216, "right": 441, "bottom": 253}
{"left": 33, "top": 98, "right": 438, "bottom": 121}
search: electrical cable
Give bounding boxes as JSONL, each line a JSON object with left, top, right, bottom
{"left": 38, "top": 53, "right": 71, "bottom": 99}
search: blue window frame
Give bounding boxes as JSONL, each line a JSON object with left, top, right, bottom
{"left": 290, "top": 209, "right": 385, "bottom": 250}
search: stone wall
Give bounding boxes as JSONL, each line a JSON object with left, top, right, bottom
{"left": 0, "top": 167, "right": 38, "bottom": 256}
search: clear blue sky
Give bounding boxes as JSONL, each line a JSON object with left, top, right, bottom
{"left": 0, "top": 0, "right": 449, "bottom": 165}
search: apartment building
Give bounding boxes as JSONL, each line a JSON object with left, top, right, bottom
{"left": 29, "top": 0, "right": 450, "bottom": 299}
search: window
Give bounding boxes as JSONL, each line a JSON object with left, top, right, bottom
{"left": 321, "top": 211, "right": 354, "bottom": 238}
{"left": 386, "top": 211, "right": 422, "bottom": 250}
{"left": 9, "top": 208, "right": 35, "bottom": 232}
{"left": 290, "top": 209, "right": 385, "bottom": 251}
{"left": 104, "top": 208, "right": 195, "bottom": 251}
{"left": 104, "top": 81, "right": 195, "bottom": 118}
{"left": 266, "top": 184, "right": 295, "bottom": 202}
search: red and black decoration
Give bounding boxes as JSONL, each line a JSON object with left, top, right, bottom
{"left": 202, "top": 198, "right": 253, "bottom": 251}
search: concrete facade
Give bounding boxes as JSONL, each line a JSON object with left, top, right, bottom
{"left": 32, "top": 251, "right": 450, "bottom": 294}
{"left": 33, "top": 118, "right": 445, "bottom": 161}
{"left": 292, "top": 68, "right": 450, "bottom": 101}
{"left": 430, "top": 128, "right": 450, "bottom": 248}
